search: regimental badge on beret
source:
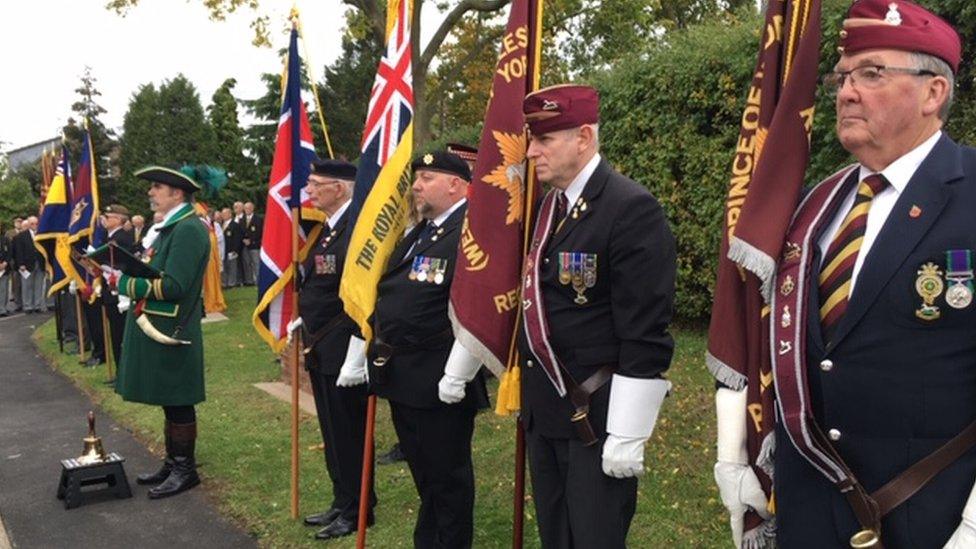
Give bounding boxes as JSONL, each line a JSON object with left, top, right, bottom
{"left": 423, "top": 153, "right": 434, "bottom": 165}
{"left": 885, "top": 3, "right": 902, "bottom": 26}
{"left": 542, "top": 99, "right": 559, "bottom": 111}
{"left": 411, "top": 151, "right": 471, "bottom": 181}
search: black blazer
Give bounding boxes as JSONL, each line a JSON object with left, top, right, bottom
{"left": 299, "top": 213, "right": 357, "bottom": 375}
{"left": 517, "top": 158, "right": 677, "bottom": 438}
{"left": 223, "top": 220, "right": 244, "bottom": 256}
{"left": 11, "top": 230, "right": 43, "bottom": 272}
{"left": 367, "top": 203, "right": 489, "bottom": 410}
{"left": 243, "top": 214, "right": 263, "bottom": 250}
{"left": 776, "top": 135, "right": 976, "bottom": 548}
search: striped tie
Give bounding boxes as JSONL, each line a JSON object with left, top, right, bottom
{"left": 819, "top": 174, "right": 889, "bottom": 341}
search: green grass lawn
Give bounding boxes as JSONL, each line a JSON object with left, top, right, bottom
{"left": 33, "top": 287, "right": 729, "bottom": 548}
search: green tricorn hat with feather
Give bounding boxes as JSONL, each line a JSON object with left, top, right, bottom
{"left": 135, "top": 164, "right": 228, "bottom": 200}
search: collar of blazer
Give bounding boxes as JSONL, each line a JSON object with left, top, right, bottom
{"left": 547, "top": 158, "right": 612, "bottom": 251}
{"left": 391, "top": 202, "right": 468, "bottom": 269}
{"left": 817, "top": 133, "right": 966, "bottom": 352}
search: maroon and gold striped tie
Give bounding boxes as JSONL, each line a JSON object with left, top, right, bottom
{"left": 819, "top": 174, "right": 889, "bottom": 341}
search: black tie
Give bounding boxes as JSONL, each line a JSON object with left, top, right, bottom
{"left": 411, "top": 221, "right": 437, "bottom": 256}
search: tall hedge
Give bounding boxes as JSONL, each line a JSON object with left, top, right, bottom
{"left": 596, "top": 0, "right": 974, "bottom": 322}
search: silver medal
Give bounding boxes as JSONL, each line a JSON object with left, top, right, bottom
{"left": 946, "top": 282, "right": 973, "bottom": 309}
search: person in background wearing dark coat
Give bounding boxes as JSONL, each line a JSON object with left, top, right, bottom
{"left": 0, "top": 223, "right": 11, "bottom": 316}
{"left": 11, "top": 216, "right": 48, "bottom": 313}
{"left": 221, "top": 208, "right": 243, "bottom": 287}
{"left": 241, "top": 201, "right": 262, "bottom": 286}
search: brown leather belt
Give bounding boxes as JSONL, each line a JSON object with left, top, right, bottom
{"left": 301, "top": 314, "right": 349, "bottom": 359}
{"left": 562, "top": 364, "right": 617, "bottom": 447}
{"left": 817, "top": 418, "right": 976, "bottom": 548}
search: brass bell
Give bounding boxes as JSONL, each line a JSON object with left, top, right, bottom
{"left": 77, "top": 411, "right": 107, "bottom": 465}
{"left": 850, "top": 528, "right": 880, "bottom": 548}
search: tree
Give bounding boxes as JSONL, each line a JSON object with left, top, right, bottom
{"left": 115, "top": 75, "right": 218, "bottom": 215}
{"left": 0, "top": 175, "right": 40, "bottom": 226}
{"left": 316, "top": 9, "right": 384, "bottom": 160}
{"left": 62, "top": 67, "right": 119, "bottom": 202}
{"left": 208, "top": 78, "right": 260, "bottom": 205}
{"left": 107, "top": 0, "right": 513, "bottom": 147}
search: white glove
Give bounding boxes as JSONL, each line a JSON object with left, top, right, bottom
{"left": 601, "top": 375, "right": 671, "bottom": 478}
{"left": 714, "top": 387, "right": 771, "bottom": 548}
{"left": 69, "top": 279, "right": 78, "bottom": 295}
{"left": 945, "top": 477, "right": 976, "bottom": 548}
{"left": 117, "top": 295, "right": 132, "bottom": 313}
{"left": 336, "top": 336, "right": 367, "bottom": 387}
{"left": 437, "top": 341, "right": 482, "bottom": 404}
{"left": 286, "top": 317, "right": 303, "bottom": 344}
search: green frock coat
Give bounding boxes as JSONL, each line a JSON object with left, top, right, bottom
{"left": 116, "top": 203, "right": 209, "bottom": 405}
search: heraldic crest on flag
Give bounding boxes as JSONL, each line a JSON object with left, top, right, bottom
{"left": 482, "top": 131, "right": 527, "bottom": 226}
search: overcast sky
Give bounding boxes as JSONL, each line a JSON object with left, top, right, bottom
{"left": 0, "top": 0, "right": 443, "bottom": 152}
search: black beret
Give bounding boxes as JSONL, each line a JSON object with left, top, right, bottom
{"left": 411, "top": 151, "right": 471, "bottom": 181}
{"left": 134, "top": 166, "right": 201, "bottom": 193}
{"left": 310, "top": 159, "right": 357, "bottom": 181}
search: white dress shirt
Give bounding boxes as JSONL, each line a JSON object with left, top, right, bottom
{"left": 818, "top": 131, "right": 942, "bottom": 295}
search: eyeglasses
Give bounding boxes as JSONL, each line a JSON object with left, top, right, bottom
{"left": 821, "top": 65, "right": 936, "bottom": 94}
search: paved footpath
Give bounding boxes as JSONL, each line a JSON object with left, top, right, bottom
{"left": 0, "top": 312, "right": 257, "bottom": 549}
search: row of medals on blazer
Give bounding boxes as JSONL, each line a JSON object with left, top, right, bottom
{"left": 774, "top": 244, "right": 975, "bottom": 332}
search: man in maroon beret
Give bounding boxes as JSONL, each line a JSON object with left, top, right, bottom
{"left": 513, "top": 84, "right": 676, "bottom": 547}
{"left": 716, "top": 1, "right": 976, "bottom": 547}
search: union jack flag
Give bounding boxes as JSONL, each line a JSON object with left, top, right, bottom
{"left": 253, "top": 27, "right": 320, "bottom": 352}
{"left": 340, "top": 0, "right": 414, "bottom": 340}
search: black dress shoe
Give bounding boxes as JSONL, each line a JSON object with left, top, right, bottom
{"left": 137, "top": 457, "right": 175, "bottom": 485}
{"left": 304, "top": 508, "right": 341, "bottom": 527}
{"left": 83, "top": 356, "right": 104, "bottom": 368}
{"left": 314, "top": 516, "right": 373, "bottom": 540}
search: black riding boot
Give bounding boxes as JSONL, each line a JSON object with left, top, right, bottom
{"left": 137, "top": 420, "right": 174, "bottom": 485}
{"left": 148, "top": 421, "right": 200, "bottom": 499}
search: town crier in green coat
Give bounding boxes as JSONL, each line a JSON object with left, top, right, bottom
{"left": 105, "top": 164, "right": 226, "bottom": 499}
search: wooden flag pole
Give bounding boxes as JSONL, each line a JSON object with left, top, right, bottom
{"left": 75, "top": 292, "right": 87, "bottom": 362}
{"left": 101, "top": 304, "right": 114, "bottom": 381}
{"left": 289, "top": 205, "right": 302, "bottom": 520}
{"left": 356, "top": 394, "right": 377, "bottom": 549}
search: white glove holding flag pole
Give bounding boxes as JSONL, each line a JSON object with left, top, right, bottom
{"left": 68, "top": 279, "right": 78, "bottom": 295}
{"left": 117, "top": 295, "right": 131, "bottom": 314}
{"left": 714, "top": 386, "right": 771, "bottom": 549}
{"left": 336, "top": 336, "right": 368, "bottom": 387}
{"left": 438, "top": 341, "right": 481, "bottom": 404}
{"left": 285, "top": 317, "right": 302, "bottom": 345}
{"left": 944, "top": 480, "right": 976, "bottom": 548}
{"left": 601, "top": 375, "right": 671, "bottom": 478}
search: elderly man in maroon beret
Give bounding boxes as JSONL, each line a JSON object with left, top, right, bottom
{"left": 503, "top": 84, "right": 677, "bottom": 548}
{"left": 715, "top": 1, "right": 976, "bottom": 547}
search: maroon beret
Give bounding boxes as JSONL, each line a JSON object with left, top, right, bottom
{"left": 839, "top": 0, "right": 961, "bottom": 73}
{"left": 523, "top": 84, "right": 599, "bottom": 136}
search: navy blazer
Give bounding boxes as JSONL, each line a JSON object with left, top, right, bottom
{"left": 517, "top": 158, "right": 677, "bottom": 438}
{"left": 776, "top": 135, "right": 976, "bottom": 548}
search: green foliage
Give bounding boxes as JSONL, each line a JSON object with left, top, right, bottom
{"left": 62, "top": 67, "right": 119, "bottom": 203}
{"left": 317, "top": 16, "right": 383, "bottom": 161}
{"left": 208, "top": 78, "right": 262, "bottom": 206}
{"left": 0, "top": 176, "right": 39, "bottom": 226}
{"left": 35, "top": 289, "right": 727, "bottom": 548}
{"left": 596, "top": 11, "right": 761, "bottom": 321}
{"left": 241, "top": 71, "right": 281, "bottom": 188}
{"left": 116, "top": 75, "right": 219, "bottom": 216}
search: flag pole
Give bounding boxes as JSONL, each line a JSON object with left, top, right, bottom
{"left": 101, "top": 305, "right": 114, "bottom": 382}
{"left": 356, "top": 394, "right": 377, "bottom": 549}
{"left": 75, "top": 293, "right": 87, "bottom": 362}
{"left": 289, "top": 204, "right": 301, "bottom": 520}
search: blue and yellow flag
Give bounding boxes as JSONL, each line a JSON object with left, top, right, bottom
{"left": 339, "top": 0, "right": 414, "bottom": 341}
{"left": 34, "top": 146, "right": 85, "bottom": 295}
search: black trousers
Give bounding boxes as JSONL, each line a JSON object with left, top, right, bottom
{"left": 390, "top": 402, "right": 476, "bottom": 549}
{"left": 105, "top": 303, "right": 125, "bottom": 364}
{"left": 308, "top": 368, "right": 375, "bottom": 520}
{"left": 82, "top": 299, "right": 105, "bottom": 360}
{"left": 525, "top": 428, "right": 637, "bottom": 549}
